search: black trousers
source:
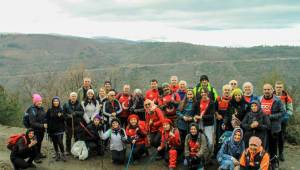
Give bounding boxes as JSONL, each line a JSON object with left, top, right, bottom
{"left": 51, "top": 134, "right": 64, "bottom": 153}
{"left": 278, "top": 122, "right": 287, "bottom": 155}
{"left": 111, "top": 149, "right": 126, "bottom": 164}
{"left": 269, "top": 131, "right": 280, "bottom": 159}
{"left": 65, "top": 125, "right": 79, "bottom": 152}
{"left": 150, "top": 132, "right": 161, "bottom": 148}
{"left": 10, "top": 147, "right": 37, "bottom": 170}
{"left": 35, "top": 131, "right": 45, "bottom": 157}
{"left": 132, "top": 144, "right": 147, "bottom": 161}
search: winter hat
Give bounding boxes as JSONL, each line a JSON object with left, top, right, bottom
{"left": 162, "top": 82, "right": 170, "bottom": 88}
{"left": 87, "top": 89, "right": 95, "bottom": 95}
{"left": 250, "top": 100, "right": 261, "bottom": 112}
{"left": 70, "top": 92, "right": 78, "bottom": 97}
{"left": 128, "top": 114, "right": 139, "bottom": 122}
{"left": 249, "top": 136, "right": 262, "bottom": 147}
{"left": 51, "top": 96, "right": 61, "bottom": 107}
{"left": 111, "top": 118, "right": 121, "bottom": 126}
{"left": 231, "top": 88, "right": 243, "bottom": 96}
{"left": 93, "top": 114, "right": 102, "bottom": 121}
{"left": 162, "top": 118, "right": 173, "bottom": 125}
{"left": 32, "top": 93, "right": 42, "bottom": 104}
{"left": 200, "top": 75, "right": 209, "bottom": 82}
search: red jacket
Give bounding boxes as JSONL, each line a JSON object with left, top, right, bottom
{"left": 116, "top": 93, "right": 132, "bottom": 118}
{"left": 126, "top": 121, "right": 147, "bottom": 145}
{"left": 158, "top": 93, "right": 180, "bottom": 122}
{"left": 170, "top": 84, "right": 179, "bottom": 93}
{"left": 146, "top": 107, "right": 165, "bottom": 133}
{"left": 145, "top": 89, "right": 160, "bottom": 104}
{"left": 160, "top": 128, "right": 180, "bottom": 149}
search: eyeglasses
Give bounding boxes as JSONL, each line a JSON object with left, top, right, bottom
{"left": 231, "top": 83, "right": 237, "bottom": 85}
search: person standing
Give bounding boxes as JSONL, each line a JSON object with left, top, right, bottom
{"left": 77, "top": 77, "right": 96, "bottom": 102}
{"left": 274, "top": 81, "right": 293, "bottom": 161}
{"left": 116, "top": 84, "right": 132, "bottom": 127}
{"left": 81, "top": 89, "right": 100, "bottom": 124}
{"left": 169, "top": 76, "right": 179, "bottom": 93}
{"left": 193, "top": 75, "right": 218, "bottom": 102}
{"left": 145, "top": 79, "right": 160, "bottom": 104}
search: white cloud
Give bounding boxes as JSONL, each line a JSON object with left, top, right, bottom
{"left": 0, "top": 0, "right": 299, "bottom": 47}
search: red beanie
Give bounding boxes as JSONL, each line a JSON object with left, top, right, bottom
{"left": 163, "top": 118, "right": 172, "bottom": 125}
{"left": 128, "top": 114, "right": 139, "bottom": 122}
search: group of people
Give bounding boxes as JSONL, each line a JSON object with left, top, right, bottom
{"left": 9, "top": 75, "right": 293, "bottom": 170}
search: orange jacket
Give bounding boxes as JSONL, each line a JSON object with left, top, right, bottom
{"left": 240, "top": 147, "right": 270, "bottom": 170}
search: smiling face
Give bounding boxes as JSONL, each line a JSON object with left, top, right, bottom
{"left": 112, "top": 121, "right": 119, "bottom": 129}
{"left": 163, "top": 123, "right": 171, "bottom": 131}
{"left": 28, "top": 131, "right": 34, "bottom": 139}
{"left": 243, "top": 84, "right": 252, "bottom": 95}
{"left": 52, "top": 98, "right": 60, "bottom": 107}
{"left": 150, "top": 81, "right": 158, "bottom": 90}
{"left": 170, "top": 76, "right": 178, "bottom": 85}
{"left": 99, "top": 88, "right": 106, "bottom": 97}
{"left": 233, "top": 131, "right": 241, "bottom": 142}
{"left": 201, "top": 79, "right": 208, "bottom": 87}
{"left": 87, "top": 91, "right": 94, "bottom": 99}
{"left": 234, "top": 94, "right": 242, "bottom": 102}
{"left": 186, "top": 90, "right": 194, "bottom": 100}
{"left": 93, "top": 118, "right": 100, "bottom": 126}
{"left": 83, "top": 78, "right": 91, "bottom": 88}
{"left": 251, "top": 103, "right": 259, "bottom": 112}
{"left": 108, "top": 91, "right": 116, "bottom": 101}
{"left": 35, "top": 101, "right": 42, "bottom": 108}
{"left": 223, "top": 86, "right": 231, "bottom": 97}
{"left": 179, "top": 81, "right": 186, "bottom": 90}
{"left": 190, "top": 126, "right": 198, "bottom": 135}
{"left": 129, "top": 118, "right": 138, "bottom": 126}
{"left": 70, "top": 94, "right": 77, "bottom": 103}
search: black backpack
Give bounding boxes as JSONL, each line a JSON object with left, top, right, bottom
{"left": 23, "top": 107, "right": 36, "bottom": 128}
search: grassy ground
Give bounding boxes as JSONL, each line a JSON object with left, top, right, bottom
{"left": 0, "top": 125, "right": 299, "bottom": 170}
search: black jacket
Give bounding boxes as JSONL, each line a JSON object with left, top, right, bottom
{"left": 46, "top": 107, "right": 65, "bottom": 135}
{"left": 27, "top": 105, "right": 46, "bottom": 132}
{"left": 63, "top": 100, "right": 84, "bottom": 127}
{"left": 225, "top": 98, "right": 250, "bottom": 130}
{"left": 195, "top": 99, "right": 215, "bottom": 126}
{"left": 10, "top": 136, "right": 36, "bottom": 159}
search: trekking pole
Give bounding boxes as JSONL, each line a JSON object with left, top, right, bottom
{"left": 125, "top": 143, "right": 135, "bottom": 170}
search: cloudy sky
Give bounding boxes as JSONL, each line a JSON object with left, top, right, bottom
{"left": 1, "top": 0, "right": 300, "bottom": 46}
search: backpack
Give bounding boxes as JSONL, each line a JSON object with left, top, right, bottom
{"left": 7, "top": 134, "right": 27, "bottom": 150}
{"left": 23, "top": 107, "right": 36, "bottom": 128}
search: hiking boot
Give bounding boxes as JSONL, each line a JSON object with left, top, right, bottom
{"left": 28, "top": 163, "right": 37, "bottom": 168}
{"left": 55, "top": 152, "right": 60, "bottom": 161}
{"left": 34, "top": 158, "right": 42, "bottom": 164}
{"left": 38, "top": 153, "right": 47, "bottom": 159}
{"left": 279, "top": 153, "right": 285, "bottom": 161}
{"left": 61, "top": 153, "right": 67, "bottom": 162}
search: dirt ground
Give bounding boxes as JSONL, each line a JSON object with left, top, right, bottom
{"left": 0, "top": 125, "right": 299, "bottom": 170}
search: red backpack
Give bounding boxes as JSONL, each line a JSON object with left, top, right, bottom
{"left": 7, "top": 134, "right": 27, "bottom": 151}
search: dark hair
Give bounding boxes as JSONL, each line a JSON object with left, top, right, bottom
{"left": 200, "top": 87, "right": 209, "bottom": 94}
{"left": 150, "top": 79, "right": 158, "bottom": 83}
{"left": 104, "top": 80, "right": 111, "bottom": 85}
{"left": 84, "top": 94, "right": 97, "bottom": 107}
{"left": 178, "top": 91, "right": 196, "bottom": 112}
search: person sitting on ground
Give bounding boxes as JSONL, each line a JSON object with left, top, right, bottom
{"left": 184, "top": 123, "right": 208, "bottom": 170}
{"left": 217, "top": 128, "right": 245, "bottom": 170}
{"left": 9, "top": 128, "right": 38, "bottom": 170}
{"left": 100, "top": 118, "right": 127, "bottom": 164}
{"left": 126, "top": 114, "right": 148, "bottom": 163}
{"left": 157, "top": 118, "right": 181, "bottom": 170}
{"left": 240, "top": 136, "right": 270, "bottom": 170}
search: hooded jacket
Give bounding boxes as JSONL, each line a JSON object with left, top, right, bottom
{"left": 46, "top": 97, "right": 65, "bottom": 135}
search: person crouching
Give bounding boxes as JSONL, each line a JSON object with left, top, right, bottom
{"left": 126, "top": 114, "right": 148, "bottom": 163}
{"left": 184, "top": 123, "right": 208, "bottom": 170}
{"left": 100, "top": 118, "right": 127, "bottom": 164}
{"left": 157, "top": 119, "right": 181, "bottom": 170}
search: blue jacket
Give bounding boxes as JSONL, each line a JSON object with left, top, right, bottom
{"left": 176, "top": 100, "right": 195, "bottom": 131}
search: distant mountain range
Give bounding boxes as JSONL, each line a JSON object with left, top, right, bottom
{"left": 0, "top": 34, "right": 299, "bottom": 93}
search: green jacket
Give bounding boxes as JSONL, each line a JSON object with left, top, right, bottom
{"left": 193, "top": 83, "right": 219, "bottom": 101}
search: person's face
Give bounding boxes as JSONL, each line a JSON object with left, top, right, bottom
{"left": 83, "top": 79, "right": 91, "bottom": 87}
{"left": 70, "top": 95, "right": 77, "bottom": 102}
{"left": 112, "top": 121, "right": 119, "bottom": 129}
{"left": 201, "top": 80, "right": 208, "bottom": 86}
{"left": 87, "top": 92, "right": 94, "bottom": 99}
{"left": 123, "top": 86, "right": 130, "bottom": 94}
{"left": 171, "top": 77, "right": 178, "bottom": 85}
{"left": 244, "top": 85, "right": 252, "bottom": 95}
{"left": 35, "top": 101, "right": 42, "bottom": 108}
{"left": 233, "top": 131, "right": 241, "bottom": 142}
{"left": 163, "top": 123, "right": 171, "bottom": 131}
{"left": 144, "top": 102, "right": 151, "bottom": 109}
{"left": 105, "top": 83, "right": 111, "bottom": 90}
{"left": 201, "top": 91, "right": 208, "bottom": 100}
{"left": 190, "top": 126, "right": 198, "bottom": 135}
{"left": 223, "top": 87, "right": 231, "bottom": 97}
{"left": 130, "top": 118, "right": 138, "bottom": 126}
{"left": 108, "top": 92, "right": 116, "bottom": 100}
{"left": 53, "top": 99, "right": 60, "bottom": 107}
{"left": 27, "top": 131, "right": 34, "bottom": 139}
{"left": 187, "top": 91, "right": 194, "bottom": 100}
{"left": 179, "top": 82, "right": 186, "bottom": 90}
{"left": 163, "top": 86, "right": 171, "bottom": 94}
{"left": 234, "top": 94, "right": 242, "bottom": 102}
{"left": 230, "top": 81, "right": 237, "bottom": 89}
{"left": 93, "top": 118, "right": 100, "bottom": 126}
{"left": 99, "top": 89, "right": 106, "bottom": 97}
{"left": 249, "top": 143, "right": 259, "bottom": 153}
{"left": 251, "top": 103, "right": 258, "bottom": 112}
{"left": 263, "top": 84, "right": 273, "bottom": 98}
{"left": 275, "top": 84, "right": 284, "bottom": 94}
{"left": 150, "top": 81, "right": 158, "bottom": 89}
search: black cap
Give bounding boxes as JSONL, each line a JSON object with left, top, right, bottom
{"left": 111, "top": 118, "right": 121, "bottom": 126}
{"left": 200, "top": 75, "right": 209, "bottom": 82}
